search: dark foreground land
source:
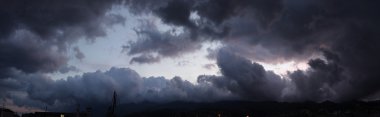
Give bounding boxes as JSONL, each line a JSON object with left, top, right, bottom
{"left": 120, "top": 101, "right": 380, "bottom": 117}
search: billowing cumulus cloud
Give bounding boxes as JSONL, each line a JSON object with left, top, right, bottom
{"left": 0, "top": 48, "right": 348, "bottom": 110}
{"left": 287, "top": 50, "right": 346, "bottom": 101}
{"left": 199, "top": 49, "right": 287, "bottom": 101}
{"left": 0, "top": 67, "right": 235, "bottom": 114}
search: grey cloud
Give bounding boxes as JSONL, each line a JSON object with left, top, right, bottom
{"left": 130, "top": 54, "right": 160, "bottom": 64}
{"left": 73, "top": 47, "right": 85, "bottom": 61}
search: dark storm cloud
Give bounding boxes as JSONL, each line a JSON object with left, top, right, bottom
{"left": 199, "top": 47, "right": 366, "bottom": 102}
{"left": 288, "top": 52, "right": 346, "bottom": 101}
{"left": 0, "top": 0, "right": 125, "bottom": 77}
{"left": 125, "top": 0, "right": 380, "bottom": 101}
{"left": 286, "top": 47, "right": 380, "bottom": 102}
{"left": 199, "top": 49, "right": 286, "bottom": 101}
{"left": 326, "top": 25, "right": 380, "bottom": 101}
{"left": 0, "top": 0, "right": 124, "bottom": 41}
{"left": 1, "top": 46, "right": 378, "bottom": 113}
{"left": 126, "top": 0, "right": 283, "bottom": 34}
{"left": 0, "top": 67, "right": 234, "bottom": 113}
{"left": 2, "top": 0, "right": 376, "bottom": 106}
{"left": 280, "top": 0, "right": 380, "bottom": 101}
{"left": 0, "top": 31, "right": 67, "bottom": 76}
{"left": 124, "top": 0, "right": 300, "bottom": 61}
{"left": 1, "top": 0, "right": 380, "bottom": 114}
{"left": 124, "top": 0, "right": 374, "bottom": 63}
{"left": 155, "top": 0, "right": 194, "bottom": 28}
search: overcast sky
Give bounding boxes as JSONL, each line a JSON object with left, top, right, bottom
{"left": 1, "top": 0, "right": 380, "bottom": 114}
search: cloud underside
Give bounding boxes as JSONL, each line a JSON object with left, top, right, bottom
{"left": 1, "top": 0, "right": 380, "bottom": 114}
{"left": 0, "top": 49, "right": 376, "bottom": 112}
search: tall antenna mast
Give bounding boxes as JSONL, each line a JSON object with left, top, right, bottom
{"left": 107, "top": 91, "right": 117, "bottom": 117}
{"left": 111, "top": 91, "right": 117, "bottom": 115}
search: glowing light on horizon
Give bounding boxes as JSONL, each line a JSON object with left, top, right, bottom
{"left": 258, "top": 61, "right": 309, "bottom": 76}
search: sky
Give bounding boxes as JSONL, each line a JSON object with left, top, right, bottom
{"left": 1, "top": 0, "right": 380, "bottom": 114}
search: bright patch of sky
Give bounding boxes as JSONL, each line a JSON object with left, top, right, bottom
{"left": 49, "top": 8, "right": 219, "bottom": 83}
{"left": 49, "top": 7, "right": 312, "bottom": 83}
{"left": 258, "top": 61, "right": 309, "bottom": 77}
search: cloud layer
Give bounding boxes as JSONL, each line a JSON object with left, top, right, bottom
{"left": 1, "top": 0, "right": 380, "bottom": 115}
{"left": 1, "top": 46, "right": 380, "bottom": 115}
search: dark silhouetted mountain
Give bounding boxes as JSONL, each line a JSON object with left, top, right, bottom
{"left": 117, "top": 101, "right": 380, "bottom": 117}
